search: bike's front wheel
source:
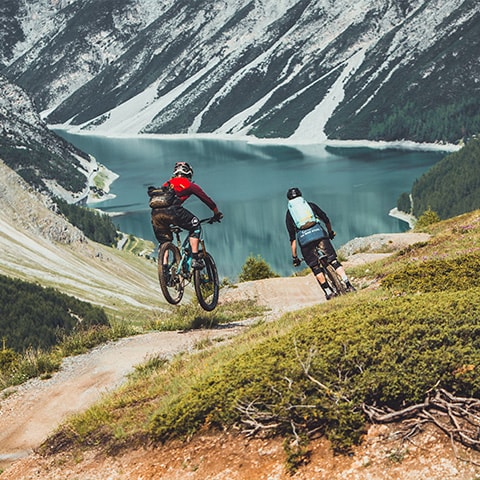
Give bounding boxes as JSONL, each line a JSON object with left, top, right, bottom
{"left": 158, "top": 242, "right": 183, "bottom": 305}
{"left": 194, "top": 252, "right": 219, "bottom": 311}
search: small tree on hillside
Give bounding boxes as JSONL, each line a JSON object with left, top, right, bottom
{"left": 415, "top": 207, "right": 441, "bottom": 230}
{"left": 238, "top": 255, "right": 279, "bottom": 282}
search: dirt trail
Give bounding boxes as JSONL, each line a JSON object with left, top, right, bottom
{"left": 0, "top": 232, "right": 431, "bottom": 476}
{"left": 0, "top": 274, "right": 339, "bottom": 469}
{"left": 0, "top": 328, "right": 246, "bottom": 468}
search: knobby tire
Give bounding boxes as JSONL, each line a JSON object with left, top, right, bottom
{"left": 194, "top": 252, "right": 219, "bottom": 311}
{"left": 158, "top": 242, "right": 183, "bottom": 305}
{"left": 325, "top": 264, "right": 347, "bottom": 295}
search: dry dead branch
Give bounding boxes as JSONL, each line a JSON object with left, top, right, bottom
{"left": 363, "top": 388, "right": 480, "bottom": 464}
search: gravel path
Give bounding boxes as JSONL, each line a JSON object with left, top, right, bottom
{"left": 0, "top": 327, "right": 247, "bottom": 468}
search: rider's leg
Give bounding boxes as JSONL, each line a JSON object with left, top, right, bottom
{"left": 312, "top": 265, "right": 335, "bottom": 300}
{"left": 303, "top": 245, "right": 335, "bottom": 300}
{"left": 189, "top": 236, "right": 200, "bottom": 253}
{"left": 174, "top": 207, "right": 201, "bottom": 253}
{"left": 330, "top": 258, "right": 356, "bottom": 291}
{"left": 151, "top": 208, "right": 174, "bottom": 264}
{"left": 151, "top": 208, "right": 174, "bottom": 243}
{"left": 321, "top": 239, "right": 356, "bottom": 292}
{"left": 189, "top": 234, "right": 204, "bottom": 269}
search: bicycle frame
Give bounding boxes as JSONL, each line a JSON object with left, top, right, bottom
{"left": 170, "top": 218, "right": 211, "bottom": 282}
{"left": 158, "top": 217, "right": 220, "bottom": 310}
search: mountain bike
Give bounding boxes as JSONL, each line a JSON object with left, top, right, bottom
{"left": 302, "top": 246, "right": 350, "bottom": 298}
{"left": 158, "top": 217, "right": 220, "bottom": 311}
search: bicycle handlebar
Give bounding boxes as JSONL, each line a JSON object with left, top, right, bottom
{"left": 170, "top": 216, "right": 221, "bottom": 233}
{"left": 199, "top": 216, "right": 222, "bottom": 225}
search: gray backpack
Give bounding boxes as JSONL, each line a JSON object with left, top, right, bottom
{"left": 148, "top": 184, "right": 177, "bottom": 208}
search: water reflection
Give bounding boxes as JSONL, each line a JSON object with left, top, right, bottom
{"left": 55, "top": 132, "right": 444, "bottom": 279}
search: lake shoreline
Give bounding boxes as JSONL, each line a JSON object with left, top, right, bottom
{"left": 54, "top": 129, "right": 446, "bottom": 278}
{"left": 51, "top": 126, "right": 460, "bottom": 153}
{"left": 388, "top": 207, "right": 416, "bottom": 229}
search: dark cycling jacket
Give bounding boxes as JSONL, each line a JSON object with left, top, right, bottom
{"left": 286, "top": 201, "right": 331, "bottom": 242}
{"left": 164, "top": 176, "right": 217, "bottom": 211}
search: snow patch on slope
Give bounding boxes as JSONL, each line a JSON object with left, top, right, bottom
{"left": 76, "top": 60, "right": 220, "bottom": 135}
{"left": 290, "top": 48, "right": 367, "bottom": 143}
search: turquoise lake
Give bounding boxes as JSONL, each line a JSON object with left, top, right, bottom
{"left": 56, "top": 132, "right": 446, "bottom": 279}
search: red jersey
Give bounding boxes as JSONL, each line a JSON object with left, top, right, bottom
{"left": 164, "top": 176, "right": 217, "bottom": 211}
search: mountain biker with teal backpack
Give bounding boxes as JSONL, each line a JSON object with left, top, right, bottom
{"left": 149, "top": 162, "right": 223, "bottom": 269}
{"left": 285, "top": 187, "right": 355, "bottom": 300}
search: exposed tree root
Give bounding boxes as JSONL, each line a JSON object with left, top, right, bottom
{"left": 363, "top": 388, "right": 480, "bottom": 465}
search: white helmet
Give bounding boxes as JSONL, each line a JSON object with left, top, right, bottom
{"left": 173, "top": 162, "right": 193, "bottom": 179}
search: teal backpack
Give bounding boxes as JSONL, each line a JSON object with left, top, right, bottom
{"left": 288, "top": 197, "right": 327, "bottom": 247}
{"left": 288, "top": 196, "right": 317, "bottom": 230}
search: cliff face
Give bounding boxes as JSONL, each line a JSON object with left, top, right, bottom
{"left": 2, "top": 0, "right": 479, "bottom": 143}
{"left": 0, "top": 74, "right": 95, "bottom": 201}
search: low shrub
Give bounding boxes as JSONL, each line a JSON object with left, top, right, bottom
{"left": 238, "top": 255, "right": 279, "bottom": 282}
{"left": 381, "top": 253, "right": 480, "bottom": 293}
{"left": 415, "top": 207, "right": 441, "bottom": 230}
{"left": 150, "top": 287, "right": 480, "bottom": 452}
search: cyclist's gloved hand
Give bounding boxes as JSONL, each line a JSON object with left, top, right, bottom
{"left": 213, "top": 208, "right": 223, "bottom": 222}
{"left": 292, "top": 256, "right": 301, "bottom": 267}
{"left": 329, "top": 230, "right": 336, "bottom": 240}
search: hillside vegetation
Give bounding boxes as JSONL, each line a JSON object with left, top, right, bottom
{"left": 397, "top": 137, "right": 480, "bottom": 219}
{"left": 0, "top": 274, "right": 109, "bottom": 353}
{"left": 54, "top": 198, "right": 119, "bottom": 246}
{"left": 40, "top": 209, "right": 480, "bottom": 471}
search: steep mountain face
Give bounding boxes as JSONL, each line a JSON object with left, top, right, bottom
{"left": 1, "top": 0, "right": 479, "bottom": 143}
{"left": 0, "top": 74, "right": 96, "bottom": 201}
{"left": 0, "top": 159, "right": 164, "bottom": 311}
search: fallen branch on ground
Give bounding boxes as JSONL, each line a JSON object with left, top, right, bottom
{"left": 363, "top": 388, "right": 480, "bottom": 464}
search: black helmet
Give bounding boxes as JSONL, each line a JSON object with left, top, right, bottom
{"left": 287, "top": 187, "right": 302, "bottom": 200}
{"left": 173, "top": 161, "right": 193, "bottom": 179}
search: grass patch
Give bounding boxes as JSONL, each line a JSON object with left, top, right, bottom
{"left": 120, "top": 234, "right": 155, "bottom": 257}
{"left": 1, "top": 319, "right": 137, "bottom": 391}
{"left": 147, "top": 299, "right": 267, "bottom": 331}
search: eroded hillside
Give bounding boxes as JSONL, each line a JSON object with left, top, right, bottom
{"left": 0, "top": 160, "right": 164, "bottom": 313}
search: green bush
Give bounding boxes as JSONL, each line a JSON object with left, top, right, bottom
{"left": 0, "top": 348, "right": 18, "bottom": 373}
{"left": 238, "top": 255, "right": 279, "bottom": 282}
{"left": 150, "top": 287, "right": 480, "bottom": 452}
{"left": 414, "top": 207, "right": 441, "bottom": 230}
{"left": 381, "top": 253, "right": 480, "bottom": 293}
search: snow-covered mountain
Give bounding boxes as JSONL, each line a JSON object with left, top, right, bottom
{"left": 1, "top": 0, "right": 479, "bottom": 144}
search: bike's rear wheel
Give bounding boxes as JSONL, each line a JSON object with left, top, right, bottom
{"left": 158, "top": 242, "right": 183, "bottom": 305}
{"left": 325, "top": 264, "right": 347, "bottom": 295}
{"left": 194, "top": 252, "right": 219, "bottom": 311}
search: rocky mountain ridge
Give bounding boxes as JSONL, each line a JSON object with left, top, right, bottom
{"left": 1, "top": 0, "right": 479, "bottom": 143}
{"left": 0, "top": 74, "right": 96, "bottom": 201}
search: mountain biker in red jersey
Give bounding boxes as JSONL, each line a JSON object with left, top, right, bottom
{"left": 149, "top": 162, "right": 223, "bottom": 269}
{"left": 285, "top": 187, "right": 355, "bottom": 300}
